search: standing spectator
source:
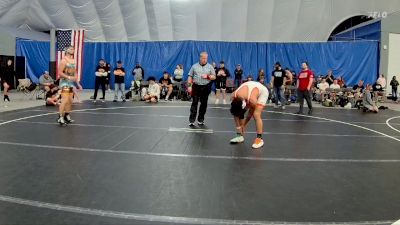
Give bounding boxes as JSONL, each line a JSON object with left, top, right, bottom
{"left": 325, "top": 69, "right": 335, "bottom": 85}
{"left": 215, "top": 61, "right": 230, "bottom": 104}
{"left": 93, "top": 59, "right": 108, "bottom": 103}
{"left": 234, "top": 64, "right": 243, "bottom": 88}
{"left": 257, "top": 69, "right": 266, "bottom": 85}
{"left": 113, "top": 60, "right": 126, "bottom": 102}
{"left": 390, "top": 76, "right": 399, "bottom": 101}
{"left": 142, "top": 76, "right": 160, "bottom": 103}
{"left": 173, "top": 64, "right": 184, "bottom": 82}
{"left": 187, "top": 52, "right": 216, "bottom": 126}
{"left": 376, "top": 74, "right": 386, "bottom": 89}
{"left": 0, "top": 59, "right": 15, "bottom": 102}
{"left": 271, "top": 62, "right": 287, "bottom": 109}
{"left": 132, "top": 62, "right": 145, "bottom": 81}
{"left": 296, "top": 62, "right": 314, "bottom": 115}
{"left": 159, "top": 71, "right": 173, "bottom": 101}
{"left": 284, "top": 68, "right": 293, "bottom": 85}
{"left": 105, "top": 63, "right": 111, "bottom": 91}
{"left": 39, "top": 71, "right": 55, "bottom": 92}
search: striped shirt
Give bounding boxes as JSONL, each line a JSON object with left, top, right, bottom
{"left": 188, "top": 63, "right": 215, "bottom": 85}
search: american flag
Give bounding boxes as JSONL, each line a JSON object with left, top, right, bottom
{"left": 56, "top": 29, "right": 85, "bottom": 82}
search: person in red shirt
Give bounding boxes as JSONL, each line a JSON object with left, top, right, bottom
{"left": 296, "top": 62, "right": 314, "bottom": 115}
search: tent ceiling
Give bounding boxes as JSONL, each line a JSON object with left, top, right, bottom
{"left": 0, "top": 0, "right": 400, "bottom": 42}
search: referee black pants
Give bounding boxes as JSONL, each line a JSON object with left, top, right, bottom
{"left": 189, "top": 83, "right": 211, "bottom": 123}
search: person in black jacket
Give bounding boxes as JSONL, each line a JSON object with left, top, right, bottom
{"left": 234, "top": 64, "right": 243, "bottom": 88}
{"left": 215, "top": 61, "right": 230, "bottom": 104}
{"left": 0, "top": 59, "right": 15, "bottom": 102}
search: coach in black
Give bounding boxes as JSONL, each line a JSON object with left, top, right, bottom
{"left": 187, "top": 52, "right": 216, "bottom": 126}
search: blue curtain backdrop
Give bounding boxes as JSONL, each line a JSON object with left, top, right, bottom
{"left": 16, "top": 39, "right": 379, "bottom": 88}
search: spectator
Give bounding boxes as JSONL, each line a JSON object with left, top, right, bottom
{"left": 325, "top": 69, "right": 335, "bottom": 85}
{"left": 93, "top": 59, "right": 108, "bottom": 103}
{"left": 45, "top": 85, "right": 60, "bottom": 106}
{"left": 390, "top": 76, "right": 399, "bottom": 101}
{"left": 105, "top": 63, "right": 111, "bottom": 91}
{"left": 0, "top": 59, "right": 15, "bottom": 101}
{"left": 330, "top": 79, "right": 341, "bottom": 89}
{"left": 132, "top": 62, "right": 144, "bottom": 81}
{"left": 234, "top": 64, "right": 243, "bottom": 88}
{"left": 296, "top": 62, "right": 314, "bottom": 115}
{"left": 246, "top": 75, "right": 253, "bottom": 82}
{"left": 257, "top": 69, "right": 266, "bottom": 85}
{"left": 317, "top": 78, "right": 329, "bottom": 102}
{"left": 337, "top": 76, "right": 346, "bottom": 88}
{"left": 142, "top": 76, "right": 160, "bottom": 103}
{"left": 376, "top": 74, "right": 386, "bottom": 89}
{"left": 215, "top": 60, "right": 230, "bottom": 104}
{"left": 113, "top": 60, "right": 126, "bottom": 102}
{"left": 363, "top": 84, "right": 378, "bottom": 113}
{"left": 173, "top": 64, "right": 184, "bottom": 82}
{"left": 39, "top": 71, "right": 55, "bottom": 92}
{"left": 353, "top": 80, "right": 364, "bottom": 91}
{"left": 271, "top": 62, "right": 287, "bottom": 109}
{"left": 159, "top": 71, "right": 173, "bottom": 101}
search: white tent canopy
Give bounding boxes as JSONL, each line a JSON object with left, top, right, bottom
{"left": 0, "top": 0, "right": 400, "bottom": 42}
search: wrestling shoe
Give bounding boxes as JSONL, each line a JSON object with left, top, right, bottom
{"left": 251, "top": 138, "right": 264, "bottom": 149}
{"left": 230, "top": 136, "right": 244, "bottom": 144}
{"left": 64, "top": 114, "right": 74, "bottom": 124}
{"left": 57, "top": 116, "right": 67, "bottom": 126}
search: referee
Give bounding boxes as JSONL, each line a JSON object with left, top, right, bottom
{"left": 187, "top": 52, "right": 216, "bottom": 126}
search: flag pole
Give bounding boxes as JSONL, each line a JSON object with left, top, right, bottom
{"left": 49, "top": 28, "right": 56, "bottom": 79}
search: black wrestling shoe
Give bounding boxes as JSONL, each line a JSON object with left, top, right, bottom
{"left": 64, "top": 114, "right": 74, "bottom": 124}
{"left": 307, "top": 109, "right": 313, "bottom": 115}
{"left": 57, "top": 116, "right": 67, "bottom": 126}
{"left": 4, "top": 95, "right": 10, "bottom": 102}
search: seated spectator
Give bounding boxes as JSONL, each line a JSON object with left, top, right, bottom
{"left": 353, "top": 80, "right": 365, "bottom": 108}
{"left": 39, "top": 71, "right": 55, "bottom": 92}
{"left": 363, "top": 84, "right": 378, "bottom": 113}
{"left": 330, "top": 79, "right": 341, "bottom": 89}
{"left": 325, "top": 69, "right": 335, "bottom": 85}
{"left": 337, "top": 76, "right": 346, "bottom": 88}
{"left": 159, "top": 71, "right": 173, "bottom": 100}
{"left": 257, "top": 69, "right": 266, "bottom": 85}
{"left": 376, "top": 74, "right": 386, "bottom": 89}
{"left": 246, "top": 75, "right": 253, "bottom": 82}
{"left": 45, "top": 85, "right": 60, "bottom": 106}
{"left": 173, "top": 64, "right": 184, "bottom": 82}
{"left": 142, "top": 76, "right": 160, "bottom": 103}
{"left": 317, "top": 78, "right": 329, "bottom": 102}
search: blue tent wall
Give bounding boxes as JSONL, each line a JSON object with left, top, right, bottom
{"left": 16, "top": 40, "right": 379, "bottom": 88}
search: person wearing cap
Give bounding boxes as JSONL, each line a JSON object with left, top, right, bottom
{"left": 215, "top": 60, "right": 231, "bottom": 104}
{"left": 142, "top": 76, "right": 160, "bottom": 103}
{"left": 113, "top": 60, "right": 126, "bottom": 102}
{"left": 270, "top": 62, "right": 288, "bottom": 109}
{"left": 187, "top": 52, "right": 216, "bottom": 126}
{"left": 132, "top": 62, "right": 145, "bottom": 81}
{"left": 234, "top": 64, "right": 243, "bottom": 88}
{"left": 39, "top": 71, "right": 55, "bottom": 92}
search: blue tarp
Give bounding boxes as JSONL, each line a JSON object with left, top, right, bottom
{"left": 332, "top": 20, "right": 381, "bottom": 41}
{"left": 16, "top": 40, "right": 379, "bottom": 88}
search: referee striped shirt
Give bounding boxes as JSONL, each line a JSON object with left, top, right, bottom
{"left": 188, "top": 63, "right": 215, "bottom": 85}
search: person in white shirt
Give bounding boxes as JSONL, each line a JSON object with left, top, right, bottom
{"left": 173, "top": 64, "right": 184, "bottom": 82}
{"left": 376, "top": 74, "right": 386, "bottom": 89}
{"left": 142, "top": 76, "right": 160, "bottom": 103}
{"left": 330, "top": 79, "right": 341, "bottom": 89}
{"left": 317, "top": 78, "right": 329, "bottom": 102}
